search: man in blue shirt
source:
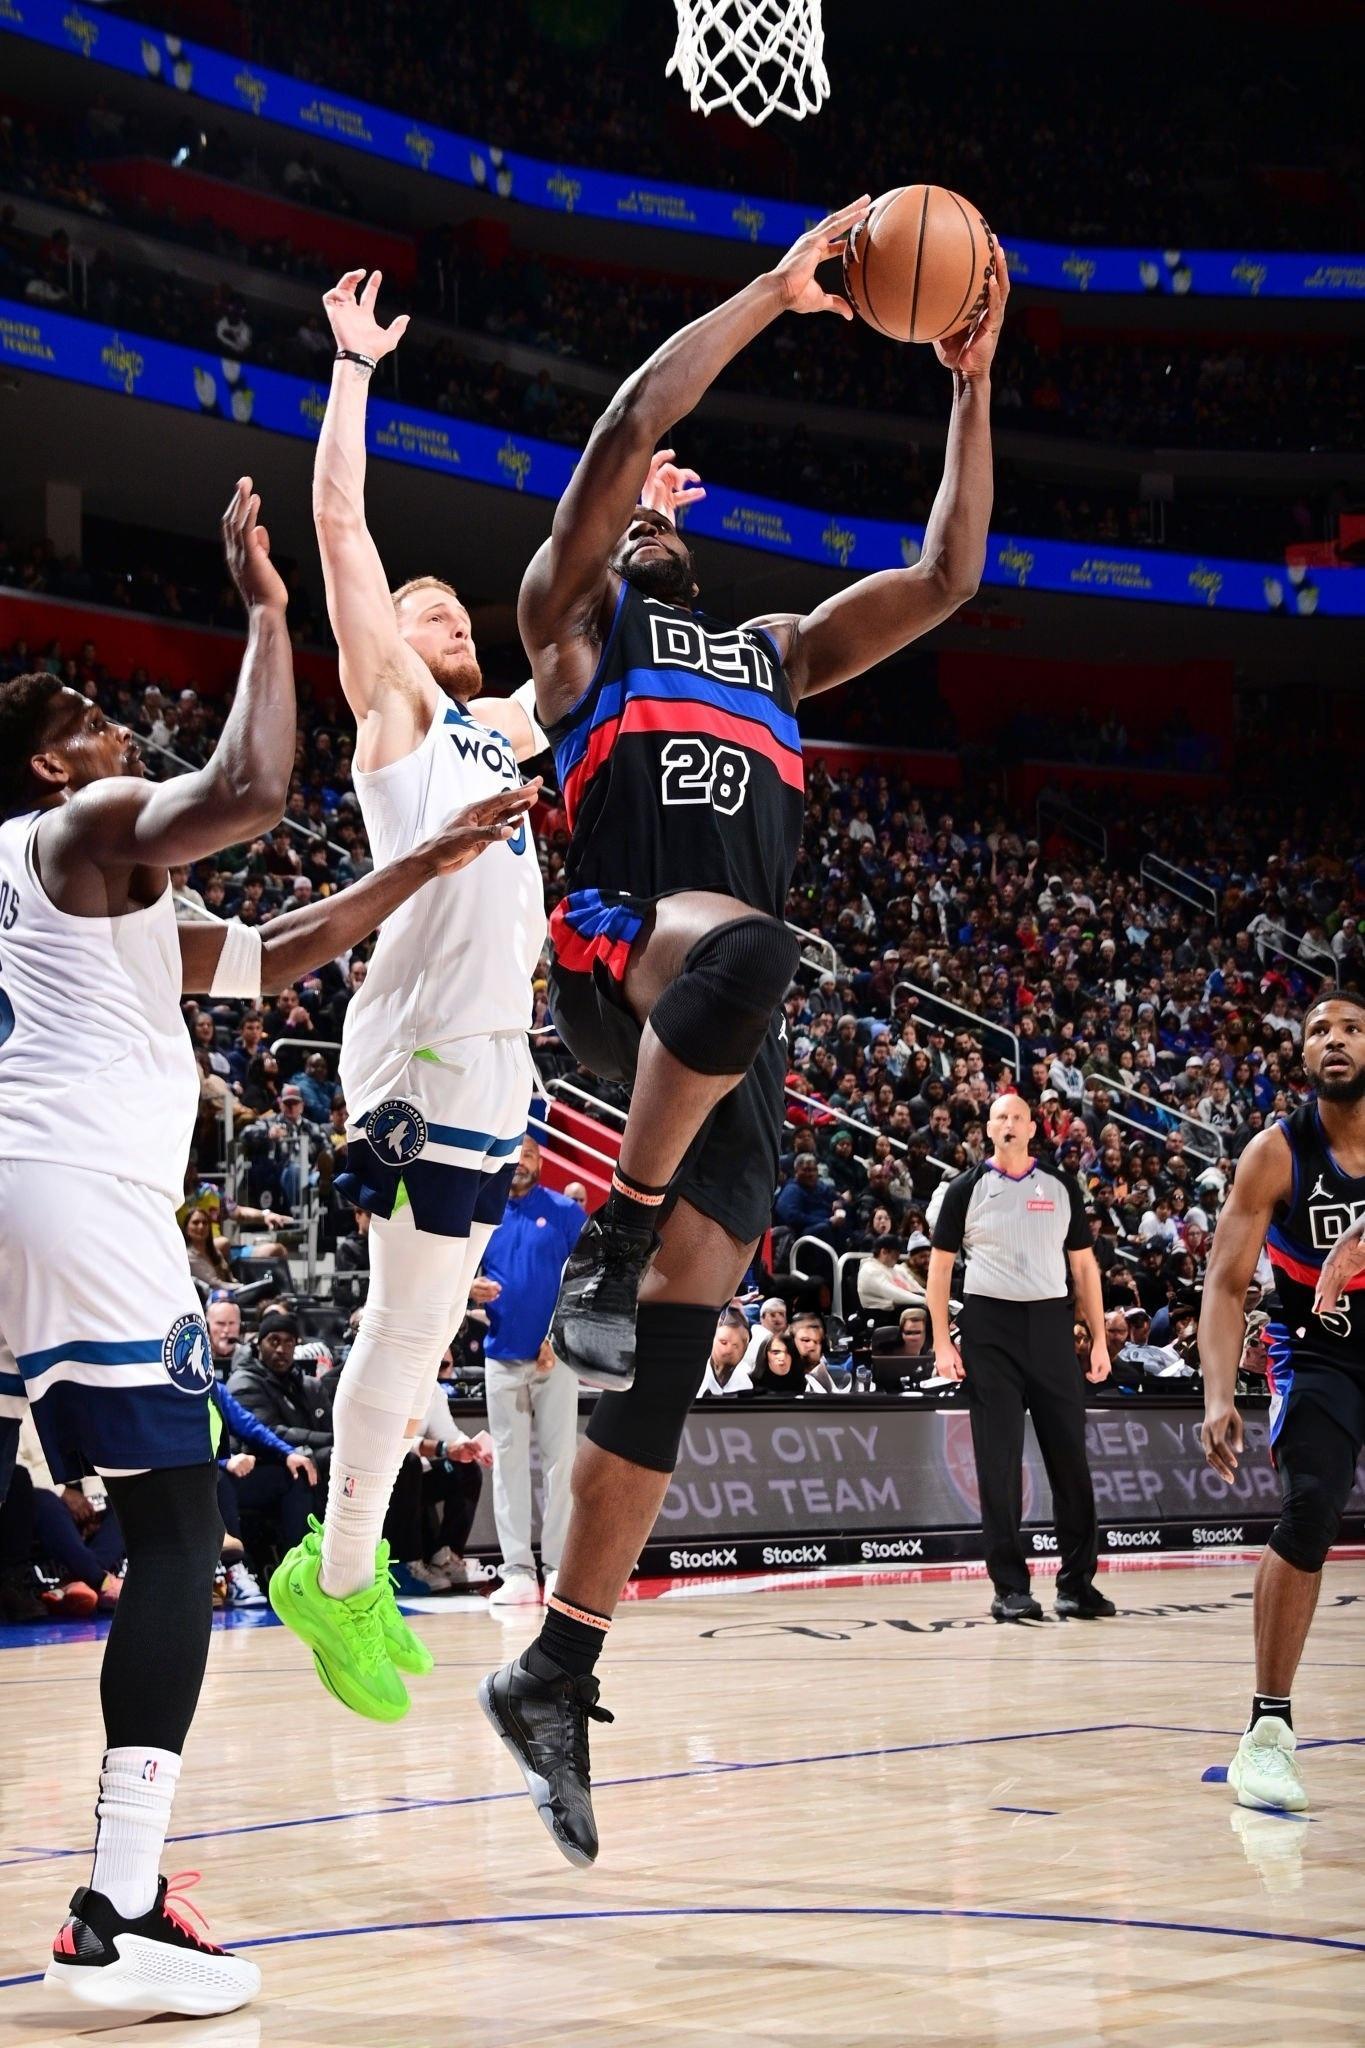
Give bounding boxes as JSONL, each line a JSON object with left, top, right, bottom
{"left": 480, "top": 1137, "right": 585, "bottom": 1606}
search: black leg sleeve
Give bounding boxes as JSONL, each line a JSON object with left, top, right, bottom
{"left": 961, "top": 1300, "right": 1031, "bottom": 1596}
{"left": 100, "top": 1463, "right": 224, "bottom": 1755}
{"left": 382, "top": 1452, "right": 425, "bottom": 1565}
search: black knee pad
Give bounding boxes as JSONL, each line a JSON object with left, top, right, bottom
{"left": 650, "top": 916, "right": 800, "bottom": 1077}
{"left": 1268, "top": 1453, "right": 1349, "bottom": 1575}
{"left": 585, "top": 1303, "right": 719, "bottom": 1473}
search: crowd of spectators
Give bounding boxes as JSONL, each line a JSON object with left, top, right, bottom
{"left": 2, "top": 580, "right": 1360, "bottom": 1615}
{"left": 1, "top": 101, "right": 1357, "bottom": 566}
{"left": 231, "top": 0, "right": 1364, "bottom": 252}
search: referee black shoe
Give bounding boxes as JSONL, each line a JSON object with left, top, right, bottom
{"left": 991, "top": 1590, "right": 1045, "bottom": 1623}
{"left": 1055, "top": 1585, "right": 1117, "bottom": 1620}
{"left": 479, "top": 1655, "right": 614, "bottom": 1867}
{"left": 551, "top": 1211, "right": 659, "bottom": 1390}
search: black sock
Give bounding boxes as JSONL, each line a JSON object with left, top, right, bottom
{"left": 1249, "top": 1692, "right": 1292, "bottom": 1733}
{"left": 603, "top": 1165, "right": 668, "bottom": 1235}
{"left": 526, "top": 1597, "right": 611, "bottom": 1680}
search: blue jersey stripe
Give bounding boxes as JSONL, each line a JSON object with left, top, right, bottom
{"left": 554, "top": 667, "right": 801, "bottom": 778}
{"left": 1266, "top": 1222, "right": 1321, "bottom": 1267}
{"left": 16, "top": 1337, "right": 165, "bottom": 1379}
{"left": 425, "top": 1123, "right": 524, "bottom": 1158}
{"left": 0, "top": 1370, "right": 24, "bottom": 1398}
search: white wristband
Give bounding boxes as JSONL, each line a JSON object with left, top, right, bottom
{"left": 510, "top": 678, "right": 550, "bottom": 757}
{"left": 209, "top": 918, "right": 264, "bottom": 1001}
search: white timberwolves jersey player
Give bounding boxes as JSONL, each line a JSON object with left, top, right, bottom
{"left": 337, "top": 698, "right": 545, "bottom": 1240}
{"left": 0, "top": 809, "right": 213, "bottom": 1481}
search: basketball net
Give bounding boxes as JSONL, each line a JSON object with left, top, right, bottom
{"left": 667, "top": 0, "right": 828, "bottom": 128}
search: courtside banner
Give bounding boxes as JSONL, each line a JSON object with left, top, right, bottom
{"left": 4, "top": 2, "right": 1363, "bottom": 302}
{"left": 5, "top": 299, "right": 1364, "bottom": 618}
{"left": 459, "top": 1401, "right": 1365, "bottom": 1558}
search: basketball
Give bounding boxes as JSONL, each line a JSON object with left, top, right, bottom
{"left": 843, "top": 184, "right": 996, "bottom": 343}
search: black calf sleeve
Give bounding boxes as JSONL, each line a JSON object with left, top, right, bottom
{"left": 585, "top": 1303, "right": 720, "bottom": 1473}
{"left": 650, "top": 917, "right": 800, "bottom": 1077}
{"left": 101, "top": 1463, "right": 224, "bottom": 1754}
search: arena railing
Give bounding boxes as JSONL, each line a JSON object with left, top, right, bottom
{"left": 892, "top": 980, "right": 1023, "bottom": 1079}
{"left": 781, "top": 1083, "right": 956, "bottom": 1181}
{"left": 544, "top": 1077, "right": 626, "bottom": 1126}
{"left": 266, "top": 1036, "right": 344, "bottom": 1292}
{"left": 1252, "top": 924, "right": 1333, "bottom": 985}
{"left": 141, "top": 734, "right": 353, "bottom": 865}
{"left": 1083, "top": 1073, "right": 1226, "bottom": 1165}
{"left": 1139, "top": 853, "right": 1220, "bottom": 921}
{"left": 1035, "top": 788, "right": 1108, "bottom": 864}
{"left": 788, "top": 922, "right": 840, "bottom": 979}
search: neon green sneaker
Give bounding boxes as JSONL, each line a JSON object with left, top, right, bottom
{"left": 268, "top": 1519, "right": 410, "bottom": 1722}
{"left": 375, "top": 1540, "right": 435, "bottom": 1677}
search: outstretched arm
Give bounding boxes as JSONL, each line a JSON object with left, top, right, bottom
{"left": 1198, "top": 1129, "right": 1289, "bottom": 1479}
{"left": 179, "top": 782, "right": 540, "bottom": 994}
{"left": 40, "top": 481, "right": 295, "bottom": 885}
{"left": 518, "top": 200, "right": 869, "bottom": 720}
{"left": 749, "top": 254, "right": 1009, "bottom": 701}
{"left": 312, "top": 270, "right": 432, "bottom": 747}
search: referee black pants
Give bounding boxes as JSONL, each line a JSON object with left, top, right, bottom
{"left": 959, "top": 1295, "right": 1098, "bottom": 1598}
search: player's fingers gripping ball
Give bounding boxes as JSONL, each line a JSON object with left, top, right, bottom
{"left": 843, "top": 184, "right": 995, "bottom": 343}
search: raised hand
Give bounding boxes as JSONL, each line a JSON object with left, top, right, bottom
{"left": 770, "top": 196, "right": 870, "bottom": 319}
{"left": 323, "top": 268, "right": 410, "bottom": 361}
{"left": 934, "top": 244, "right": 1010, "bottom": 378}
{"left": 642, "top": 448, "right": 706, "bottom": 520}
{"left": 420, "top": 779, "right": 542, "bottom": 877}
{"left": 221, "top": 477, "right": 288, "bottom": 614}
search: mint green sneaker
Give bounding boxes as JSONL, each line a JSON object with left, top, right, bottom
{"left": 268, "top": 1519, "right": 410, "bottom": 1722}
{"left": 1228, "top": 1716, "right": 1309, "bottom": 1812}
{"left": 375, "top": 1539, "right": 435, "bottom": 1678}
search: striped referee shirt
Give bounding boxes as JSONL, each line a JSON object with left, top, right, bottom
{"left": 931, "top": 1158, "right": 1091, "bottom": 1302}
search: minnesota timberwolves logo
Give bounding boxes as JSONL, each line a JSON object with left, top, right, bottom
{"left": 163, "top": 1314, "right": 213, "bottom": 1394}
{"left": 364, "top": 1099, "right": 427, "bottom": 1166}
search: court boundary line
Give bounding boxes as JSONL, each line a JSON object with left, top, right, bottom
{"left": 6, "top": 1718, "right": 1360, "bottom": 1873}
{"left": 4, "top": 1901, "right": 1363, "bottom": 1992}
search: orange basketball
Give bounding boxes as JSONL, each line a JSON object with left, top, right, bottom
{"left": 843, "top": 185, "right": 995, "bottom": 344}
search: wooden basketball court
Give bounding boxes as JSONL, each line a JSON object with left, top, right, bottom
{"left": 2, "top": 1557, "right": 1362, "bottom": 2046}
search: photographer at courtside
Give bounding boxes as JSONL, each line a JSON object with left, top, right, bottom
{"left": 926, "top": 1092, "right": 1115, "bottom": 1624}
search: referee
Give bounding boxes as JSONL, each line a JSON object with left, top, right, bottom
{"left": 926, "top": 1092, "right": 1115, "bottom": 1623}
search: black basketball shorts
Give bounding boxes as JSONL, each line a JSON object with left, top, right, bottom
{"left": 549, "top": 957, "right": 784, "bottom": 1248}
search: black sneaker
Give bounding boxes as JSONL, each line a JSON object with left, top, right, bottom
{"left": 551, "top": 1210, "right": 658, "bottom": 1390}
{"left": 0, "top": 1562, "right": 46, "bottom": 1622}
{"left": 45, "top": 1877, "right": 260, "bottom": 2016}
{"left": 478, "top": 1655, "right": 614, "bottom": 1867}
{"left": 1055, "top": 1585, "right": 1117, "bottom": 1620}
{"left": 991, "top": 1590, "right": 1045, "bottom": 1623}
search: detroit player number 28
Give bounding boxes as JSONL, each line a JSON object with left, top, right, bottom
{"left": 479, "top": 200, "right": 1008, "bottom": 1868}
{"left": 1200, "top": 989, "right": 1365, "bottom": 1815}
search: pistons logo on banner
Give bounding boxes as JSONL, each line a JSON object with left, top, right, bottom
{"left": 941, "top": 1412, "right": 1035, "bottom": 1520}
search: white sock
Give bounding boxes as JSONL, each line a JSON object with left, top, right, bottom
{"left": 319, "top": 1415, "right": 406, "bottom": 1598}
{"left": 319, "top": 1207, "right": 483, "bottom": 1598}
{"left": 90, "top": 1746, "right": 181, "bottom": 1918}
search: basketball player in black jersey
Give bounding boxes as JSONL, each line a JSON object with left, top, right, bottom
{"left": 1200, "top": 990, "right": 1365, "bottom": 1811}
{"left": 479, "top": 198, "right": 1007, "bottom": 1865}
